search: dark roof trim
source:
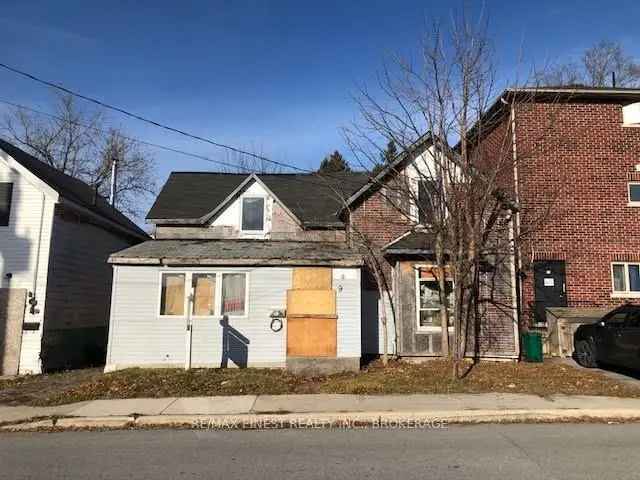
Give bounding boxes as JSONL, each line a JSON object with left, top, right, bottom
{"left": 384, "top": 248, "right": 435, "bottom": 256}
{"left": 341, "top": 133, "right": 434, "bottom": 210}
{"left": 110, "top": 257, "right": 363, "bottom": 267}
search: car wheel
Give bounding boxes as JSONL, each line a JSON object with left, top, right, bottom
{"left": 575, "top": 339, "right": 598, "bottom": 368}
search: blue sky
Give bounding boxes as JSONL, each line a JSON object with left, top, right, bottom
{"left": 0, "top": 0, "right": 639, "bottom": 217}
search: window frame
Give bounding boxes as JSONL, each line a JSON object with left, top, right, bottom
{"left": 240, "top": 196, "right": 266, "bottom": 234}
{"left": 611, "top": 262, "right": 640, "bottom": 298}
{"left": 0, "top": 182, "right": 14, "bottom": 227}
{"left": 415, "top": 265, "right": 454, "bottom": 333}
{"left": 158, "top": 270, "right": 249, "bottom": 318}
{"left": 628, "top": 182, "right": 640, "bottom": 207}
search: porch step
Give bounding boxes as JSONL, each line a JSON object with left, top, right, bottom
{"left": 286, "top": 357, "right": 359, "bottom": 376}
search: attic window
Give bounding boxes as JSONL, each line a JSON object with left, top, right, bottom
{"left": 241, "top": 197, "right": 265, "bottom": 232}
{"left": 623, "top": 102, "right": 640, "bottom": 126}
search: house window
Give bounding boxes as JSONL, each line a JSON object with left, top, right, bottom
{"left": 241, "top": 197, "right": 265, "bottom": 231}
{"left": 0, "top": 182, "right": 13, "bottom": 226}
{"left": 417, "top": 267, "right": 453, "bottom": 331}
{"left": 159, "top": 271, "right": 247, "bottom": 317}
{"left": 628, "top": 183, "right": 640, "bottom": 205}
{"left": 160, "top": 273, "right": 186, "bottom": 316}
{"left": 222, "top": 273, "right": 247, "bottom": 316}
{"left": 612, "top": 262, "right": 640, "bottom": 295}
{"left": 192, "top": 273, "right": 216, "bottom": 316}
{"left": 417, "top": 180, "right": 436, "bottom": 225}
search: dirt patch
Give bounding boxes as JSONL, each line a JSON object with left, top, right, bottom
{"left": 2, "top": 360, "right": 640, "bottom": 406}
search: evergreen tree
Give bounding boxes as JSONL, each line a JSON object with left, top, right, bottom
{"left": 318, "top": 150, "right": 351, "bottom": 173}
{"left": 372, "top": 140, "right": 398, "bottom": 175}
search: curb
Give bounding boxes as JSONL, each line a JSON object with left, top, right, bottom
{"left": 3, "top": 409, "right": 640, "bottom": 432}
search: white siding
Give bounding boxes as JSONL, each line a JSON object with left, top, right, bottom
{"left": 107, "top": 266, "right": 292, "bottom": 369}
{"left": 211, "top": 181, "right": 274, "bottom": 239}
{"left": 0, "top": 159, "right": 55, "bottom": 374}
{"left": 107, "top": 266, "right": 363, "bottom": 369}
{"left": 333, "top": 268, "right": 361, "bottom": 358}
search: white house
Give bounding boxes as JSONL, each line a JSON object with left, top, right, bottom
{"left": 0, "top": 139, "right": 148, "bottom": 375}
{"left": 106, "top": 172, "right": 368, "bottom": 374}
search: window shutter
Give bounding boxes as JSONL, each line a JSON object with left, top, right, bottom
{"left": 0, "top": 183, "right": 13, "bottom": 226}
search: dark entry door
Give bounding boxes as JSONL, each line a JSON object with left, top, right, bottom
{"left": 533, "top": 261, "right": 567, "bottom": 323}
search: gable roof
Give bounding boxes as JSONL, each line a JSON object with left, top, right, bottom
{"left": 0, "top": 138, "right": 148, "bottom": 240}
{"left": 147, "top": 171, "right": 371, "bottom": 227}
{"left": 340, "top": 133, "right": 435, "bottom": 211}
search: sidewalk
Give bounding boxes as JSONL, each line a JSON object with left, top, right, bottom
{"left": 4, "top": 393, "right": 640, "bottom": 430}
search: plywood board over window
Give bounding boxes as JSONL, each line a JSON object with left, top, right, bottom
{"left": 292, "top": 267, "right": 332, "bottom": 290}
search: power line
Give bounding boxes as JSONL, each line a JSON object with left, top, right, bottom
{"left": 0, "top": 98, "right": 373, "bottom": 197}
{"left": 0, "top": 61, "right": 310, "bottom": 173}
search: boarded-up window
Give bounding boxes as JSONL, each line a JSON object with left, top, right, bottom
{"left": 192, "top": 273, "right": 216, "bottom": 316}
{"left": 222, "top": 273, "right": 246, "bottom": 316}
{"left": 160, "top": 273, "right": 185, "bottom": 316}
{"left": 0, "top": 183, "right": 13, "bottom": 226}
{"left": 242, "top": 197, "right": 264, "bottom": 231}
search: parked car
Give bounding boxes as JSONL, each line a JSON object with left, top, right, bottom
{"left": 574, "top": 305, "right": 640, "bottom": 369}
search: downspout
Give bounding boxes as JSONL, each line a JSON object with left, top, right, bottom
{"left": 502, "top": 97, "right": 522, "bottom": 358}
{"left": 30, "top": 193, "right": 46, "bottom": 315}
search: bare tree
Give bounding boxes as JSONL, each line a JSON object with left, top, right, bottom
{"left": 537, "top": 40, "right": 640, "bottom": 87}
{"left": 343, "top": 8, "right": 560, "bottom": 377}
{"left": 1, "top": 93, "right": 156, "bottom": 219}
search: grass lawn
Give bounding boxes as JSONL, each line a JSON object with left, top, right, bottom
{"left": 1, "top": 359, "right": 639, "bottom": 407}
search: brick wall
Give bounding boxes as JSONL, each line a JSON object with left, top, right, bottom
{"left": 514, "top": 101, "right": 640, "bottom": 311}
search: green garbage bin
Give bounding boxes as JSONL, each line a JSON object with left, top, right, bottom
{"left": 521, "top": 331, "right": 543, "bottom": 362}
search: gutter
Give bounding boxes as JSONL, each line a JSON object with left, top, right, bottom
{"left": 503, "top": 96, "right": 522, "bottom": 359}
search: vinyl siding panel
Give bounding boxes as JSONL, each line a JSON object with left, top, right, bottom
{"left": 106, "top": 266, "right": 293, "bottom": 369}
{"left": 334, "top": 268, "right": 361, "bottom": 358}
{"left": 107, "top": 266, "right": 362, "bottom": 370}
{"left": 0, "top": 160, "right": 55, "bottom": 374}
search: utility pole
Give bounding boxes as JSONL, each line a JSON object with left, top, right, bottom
{"left": 109, "top": 156, "right": 118, "bottom": 206}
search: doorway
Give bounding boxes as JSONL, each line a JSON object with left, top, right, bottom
{"left": 533, "top": 260, "right": 567, "bottom": 323}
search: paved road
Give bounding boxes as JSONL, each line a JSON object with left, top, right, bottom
{"left": 1, "top": 424, "right": 638, "bottom": 479}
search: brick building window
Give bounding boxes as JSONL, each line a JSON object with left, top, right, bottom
{"left": 628, "top": 183, "right": 640, "bottom": 206}
{"left": 611, "top": 263, "right": 640, "bottom": 296}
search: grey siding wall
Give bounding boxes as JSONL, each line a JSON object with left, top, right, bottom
{"left": 361, "top": 290, "right": 396, "bottom": 355}
{"left": 106, "top": 265, "right": 362, "bottom": 370}
{"left": 42, "top": 210, "right": 135, "bottom": 370}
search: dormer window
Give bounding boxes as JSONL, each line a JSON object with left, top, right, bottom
{"left": 241, "top": 197, "right": 265, "bottom": 232}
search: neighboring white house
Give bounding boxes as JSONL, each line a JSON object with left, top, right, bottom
{"left": 106, "top": 172, "right": 368, "bottom": 374}
{"left": 0, "top": 139, "right": 148, "bottom": 375}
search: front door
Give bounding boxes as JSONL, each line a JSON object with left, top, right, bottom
{"left": 533, "top": 261, "right": 567, "bottom": 323}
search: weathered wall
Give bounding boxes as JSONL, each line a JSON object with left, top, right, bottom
{"left": 395, "top": 260, "right": 517, "bottom": 358}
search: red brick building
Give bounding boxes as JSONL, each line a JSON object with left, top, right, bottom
{"left": 345, "top": 136, "right": 518, "bottom": 359}
{"left": 473, "top": 87, "right": 640, "bottom": 328}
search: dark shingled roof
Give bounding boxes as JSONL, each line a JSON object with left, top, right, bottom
{"left": 146, "top": 172, "right": 371, "bottom": 226}
{"left": 383, "top": 230, "right": 435, "bottom": 254}
{"left": 109, "top": 239, "right": 363, "bottom": 267}
{"left": 0, "top": 138, "right": 147, "bottom": 240}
